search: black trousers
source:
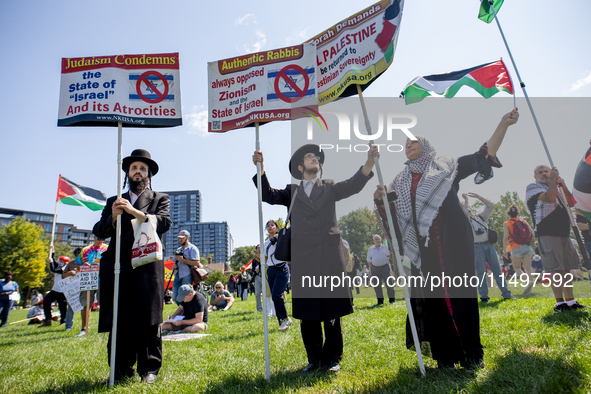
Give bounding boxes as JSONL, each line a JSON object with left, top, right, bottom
{"left": 300, "top": 318, "right": 343, "bottom": 365}
{"left": 107, "top": 324, "right": 162, "bottom": 379}
{"left": 43, "top": 291, "right": 67, "bottom": 323}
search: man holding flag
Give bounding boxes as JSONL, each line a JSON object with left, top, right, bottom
{"left": 93, "top": 149, "right": 171, "bottom": 385}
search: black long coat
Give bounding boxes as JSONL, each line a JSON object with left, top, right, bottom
{"left": 93, "top": 190, "right": 172, "bottom": 332}
{"left": 254, "top": 167, "right": 373, "bottom": 321}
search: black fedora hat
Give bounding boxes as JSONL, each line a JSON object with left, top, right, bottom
{"left": 122, "top": 149, "right": 159, "bottom": 176}
{"left": 289, "top": 144, "right": 325, "bottom": 180}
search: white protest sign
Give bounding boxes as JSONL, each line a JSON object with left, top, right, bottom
{"left": 58, "top": 275, "right": 83, "bottom": 313}
{"left": 58, "top": 52, "right": 182, "bottom": 127}
{"left": 208, "top": 43, "right": 317, "bottom": 133}
{"left": 79, "top": 265, "right": 99, "bottom": 291}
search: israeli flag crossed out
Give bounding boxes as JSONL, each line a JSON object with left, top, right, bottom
{"left": 266, "top": 67, "right": 315, "bottom": 101}
{"left": 129, "top": 73, "right": 175, "bottom": 101}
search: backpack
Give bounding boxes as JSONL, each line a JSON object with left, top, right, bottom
{"left": 510, "top": 218, "right": 532, "bottom": 245}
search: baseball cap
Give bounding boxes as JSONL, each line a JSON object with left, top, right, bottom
{"left": 176, "top": 284, "right": 193, "bottom": 303}
{"left": 59, "top": 256, "right": 71, "bottom": 263}
{"left": 178, "top": 230, "right": 190, "bottom": 238}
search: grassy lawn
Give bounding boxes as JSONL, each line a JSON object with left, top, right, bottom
{"left": 0, "top": 282, "right": 590, "bottom": 394}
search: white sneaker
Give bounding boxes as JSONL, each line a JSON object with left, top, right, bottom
{"left": 278, "top": 318, "right": 292, "bottom": 332}
{"left": 523, "top": 280, "right": 534, "bottom": 294}
{"left": 75, "top": 330, "right": 87, "bottom": 337}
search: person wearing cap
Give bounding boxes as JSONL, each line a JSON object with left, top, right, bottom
{"left": 172, "top": 229, "right": 201, "bottom": 306}
{"left": 252, "top": 143, "right": 379, "bottom": 373}
{"left": 40, "top": 248, "right": 70, "bottom": 327}
{"left": 161, "top": 284, "right": 208, "bottom": 333}
{"left": 93, "top": 149, "right": 171, "bottom": 385}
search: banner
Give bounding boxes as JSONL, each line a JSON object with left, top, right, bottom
{"left": 58, "top": 53, "right": 182, "bottom": 127}
{"left": 79, "top": 264, "right": 99, "bottom": 291}
{"left": 207, "top": 43, "right": 317, "bottom": 133}
{"left": 306, "top": 0, "right": 404, "bottom": 105}
{"left": 164, "top": 259, "right": 175, "bottom": 290}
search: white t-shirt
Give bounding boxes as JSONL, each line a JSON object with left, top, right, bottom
{"left": 264, "top": 239, "right": 286, "bottom": 267}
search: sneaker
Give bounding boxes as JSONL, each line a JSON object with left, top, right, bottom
{"left": 569, "top": 301, "right": 588, "bottom": 310}
{"left": 523, "top": 280, "right": 534, "bottom": 294}
{"left": 278, "top": 318, "right": 292, "bottom": 332}
{"left": 554, "top": 303, "right": 571, "bottom": 312}
{"left": 75, "top": 330, "right": 87, "bottom": 337}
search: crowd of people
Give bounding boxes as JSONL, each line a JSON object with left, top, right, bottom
{"left": 3, "top": 111, "right": 590, "bottom": 385}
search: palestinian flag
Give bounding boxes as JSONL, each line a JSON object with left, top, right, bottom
{"left": 572, "top": 145, "right": 591, "bottom": 222}
{"left": 56, "top": 175, "right": 106, "bottom": 211}
{"left": 244, "top": 261, "right": 252, "bottom": 270}
{"left": 401, "top": 60, "right": 514, "bottom": 105}
{"left": 374, "top": 0, "right": 404, "bottom": 64}
{"left": 478, "top": 0, "right": 504, "bottom": 24}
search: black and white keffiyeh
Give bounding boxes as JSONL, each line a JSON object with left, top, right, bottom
{"left": 388, "top": 136, "right": 458, "bottom": 271}
{"left": 525, "top": 180, "right": 564, "bottom": 229}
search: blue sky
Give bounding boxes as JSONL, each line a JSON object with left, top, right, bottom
{"left": 0, "top": 1, "right": 589, "bottom": 252}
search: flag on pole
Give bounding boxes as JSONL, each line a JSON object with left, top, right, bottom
{"left": 573, "top": 145, "right": 591, "bottom": 222}
{"left": 478, "top": 0, "right": 504, "bottom": 23}
{"left": 56, "top": 175, "right": 106, "bottom": 211}
{"left": 244, "top": 261, "right": 253, "bottom": 270}
{"left": 400, "top": 60, "right": 514, "bottom": 105}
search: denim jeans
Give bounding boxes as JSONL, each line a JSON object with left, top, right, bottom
{"left": 172, "top": 274, "right": 193, "bottom": 305}
{"left": 0, "top": 299, "right": 14, "bottom": 326}
{"left": 254, "top": 275, "right": 262, "bottom": 312}
{"left": 65, "top": 304, "right": 74, "bottom": 330}
{"left": 267, "top": 264, "right": 289, "bottom": 323}
{"left": 474, "top": 243, "right": 512, "bottom": 300}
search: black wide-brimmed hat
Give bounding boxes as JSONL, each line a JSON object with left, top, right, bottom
{"left": 122, "top": 149, "right": 159, "bottom": 176}
{"left": 289, "top": 144, "right": 325, "bottom": 180}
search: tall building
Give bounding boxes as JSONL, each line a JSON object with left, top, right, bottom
{"left": 162, "top": 190, "right": 233, "bottom": 264}
{"left": 0, "top": 207, "right": 95, "bottom": 247}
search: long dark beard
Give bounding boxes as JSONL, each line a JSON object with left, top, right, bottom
{"left": 129, "top": 177, "right": 147, "bottom": 194}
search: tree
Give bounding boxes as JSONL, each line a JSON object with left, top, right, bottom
{"left": 200, "top": 256, "right": 208, "bottom": 267}
{"left": 0, "top": 217, "right": 47, "bottom": 297}
{"left": 204, "top": 269, "right": 227, "bottom": 287}
{"left": 338, "top": 207, "right": 381, "bottom": 258}
{"left": 471, "top": 191, "right": 533, "bottom": 254}
{"left": 230, "top": 245, "right": 256, "bottom": 271}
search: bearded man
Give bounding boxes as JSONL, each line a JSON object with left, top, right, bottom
{"left": 93, "top": 149, "right": 171, "bottom": 385}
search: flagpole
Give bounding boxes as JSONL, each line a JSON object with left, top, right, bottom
{"left": 356, "top": 85, "right": 426, "bottom": 377}
{"left": 109, "top": 122, "right": 123, "bottom": 388}
{"left": 487, "top": 1, "right": 590, "bottom": 268}
{"left": 49, "top": 175, "right": 61, "bottom": 258}
{"left": 255, "top": 121, "right": 271, "bottom": 382}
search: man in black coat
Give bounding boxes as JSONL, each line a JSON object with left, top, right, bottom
{"left": 253, "top": 143, "right": 378, "bottom": 373}
{"left": 93, "top": 149, "right": 171, "bottom": 384}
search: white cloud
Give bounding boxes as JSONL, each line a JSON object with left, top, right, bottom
{"left": 235, "top": 14, "right": 257, "bottom": 26}
{"left": 184, "top": 105, "right": 208, "bottom": 136}
{"left": 567, "top": 70, "right": 591, "bottom": 94}
{"left": 284, "top": 27, "right": 312, "bottom": 45}
{"left": 243, "top": 30, "right": 267, "bottom": 53}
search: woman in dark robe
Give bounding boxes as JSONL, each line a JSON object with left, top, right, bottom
{"left": 375, "top": 108, "right": 519, "bottom": 370}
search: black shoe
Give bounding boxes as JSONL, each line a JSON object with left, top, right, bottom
{"left": 326, "top": 361, "right": 341, "bottom": 372}
{"left": 389, "top": 298, "right": 395, "bottom": 304}
{"left": 141, "top": 373, "right": 157, "bottom": 384}
{"left": 554, "top": 303, "right": 571, "bottom": 312}
{"left": 480, "top": 298, "right": 489, "bottom": 303}
{"left": 302, "top": 363, "right": 321, "bottom": 373}
{"left": 437, "top": 361, "right": 455, "bottom": 370}
{"left": 569, "top": 301, "right": 588, "bottom": 310}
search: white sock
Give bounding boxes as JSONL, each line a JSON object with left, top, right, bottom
{"left": 555, "top": 301, "right": 566, "bottom": 306}
{"left": 566, "top": 300, "right": 577, "bottom": 306}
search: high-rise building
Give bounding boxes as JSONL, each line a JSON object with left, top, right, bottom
{"left": 0, "top": 207, "right": 96, "bottom": 247}
{"left": 161, "top": 190, "right": 233, "bottom": 264}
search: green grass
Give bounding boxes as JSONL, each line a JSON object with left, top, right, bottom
{"left": 0, "top": 282, "right": 590, "bottom": 393}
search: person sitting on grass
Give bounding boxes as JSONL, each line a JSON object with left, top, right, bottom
{"left": 162, "top": 285, "right": 208, "bottom": 334}
{"left": 209, "top": 281, "right": 234, "bottom": 311}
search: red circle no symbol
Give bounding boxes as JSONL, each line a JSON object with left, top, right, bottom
{"left": 274, "top": 64, "right": 309, "bottom": 103}
{"left": 136, "top": 71, "right": 169, "bottom": 104}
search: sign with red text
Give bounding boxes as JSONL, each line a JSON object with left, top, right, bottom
{"left": 207, "top": 43, "right": 317, "bottom": 133}
{"left": 306, "top": 0, "right": 404, "bottom": 105}
{"left": 58, "top": 53, "right": 182, "bottom": 127}
{"left": 79, "top": 264, "right": 99, "bottom": 291}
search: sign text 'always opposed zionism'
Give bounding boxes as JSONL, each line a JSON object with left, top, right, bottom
{"left": 207, "top": 43, "right": 317, "bottom": 133}
{"left": 58, "top": 53, "right": 182, "bottom": 127}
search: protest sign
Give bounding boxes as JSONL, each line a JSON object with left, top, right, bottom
{"left": 58, "top": 53, "right": 182, "bottom": 127}
{"left": 207, "top": 43, "right": 317, "bottom": 133}
{"left": 79, "top": 264, "right": 99, "bottom": 291}
{"left": 58, "top": 275, "right": 83, "bottom": 313}
{"left": 306, "top": 0, "right": 404, "bottom": 105}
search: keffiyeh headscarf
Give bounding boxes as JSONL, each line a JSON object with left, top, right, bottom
{"left": 389, "top": 136, "right": 458, "bottom": 271}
